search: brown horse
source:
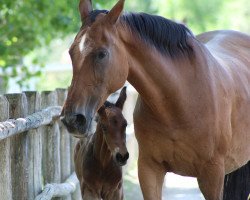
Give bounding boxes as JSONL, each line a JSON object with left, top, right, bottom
{"left": 61, "top": 0, "right": 250, "bottom": 199}
{"left": 74, "top": 87, "right": 128, "bottom": 200}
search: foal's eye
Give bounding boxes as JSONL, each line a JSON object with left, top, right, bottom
{"left": 123, "top": 122, "right": 127, "bottom": 129}
{"left": 95, "top": 49, "right": 108, "bottom": 61}
{"left": 101, "top": 124, "right": 108, "bottom": 132}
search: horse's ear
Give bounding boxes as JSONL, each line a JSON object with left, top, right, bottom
{"left": 106, "top": 0, "right": 125, "bottom": 24}
{"left": 115, "top": 87, "right": 127, "bottom": 110}
{"left": 79, "top": 0, "right": 93, "bottom": 22}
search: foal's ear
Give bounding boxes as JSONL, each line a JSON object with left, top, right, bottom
{"left": 115, "top": 87, "right": 127, "bottom": 110}
{"left": 79, "top": 0, "right": 93, "bottom": 22}
{"left": 98, "top": 104, "right": 108, "bottom": 119}
{"left": 106, "top": 0, "right": 125, "bottom": 24}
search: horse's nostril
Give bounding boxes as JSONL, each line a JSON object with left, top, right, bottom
{"left": 116, "top": 152, "right": 129, "bottom": 164}
{"left": 68, "top": 115, "right": 77, "bottom": 124}
{"left": 124, "top": 152, "right": 129, "bottom": 161}
{"left": 116, "top": 153, "right": 123, "bottom": 163}
{"left": 61, "top": 113, "right": 88, "bottom": 134}
{"left": 61, "top": 115, "right": 77, "bottom": 133}
{"left": 75, "top": 113, "right": 86, "bottom": 126}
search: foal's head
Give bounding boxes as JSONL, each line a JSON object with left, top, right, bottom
{"left": 98, "top": 87, "right": 129, "bottom": 166}
{"left": 61, "top": 0, "right": 129, "bottom": 137}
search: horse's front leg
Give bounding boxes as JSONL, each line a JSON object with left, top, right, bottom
{"left": 197, "top": 157, "right": 225, "bottom": 200}
{"left": 138, "top": 151, "right": 166, "bottom": 200}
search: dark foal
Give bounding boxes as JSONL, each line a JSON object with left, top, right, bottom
{"left": 74, "top": 87, "right": 129, "bottom": 200}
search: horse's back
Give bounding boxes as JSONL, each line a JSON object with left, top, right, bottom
{"left": 198, "top": 30, "right": 250, "bottom": 172}
{"left": 198, "top": 30, "right": 250, "bottom": 68}
{"left": 197, "top": 30, "right": 250, "bottom": 107}
{"left": 197, "top": 30, "right": 250, "bottom": 50}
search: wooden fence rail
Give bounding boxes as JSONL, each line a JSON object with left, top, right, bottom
{"left": 0, "top": 89, "right": 81, "bottom": 200}
{"left": 35, "top": 172, "right": 79, "bottom": 200}
{"left": 0, "top": 106, "right": 61, "bottom": 140}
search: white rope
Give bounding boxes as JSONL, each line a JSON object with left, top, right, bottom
{"left": 0, "top": 106, "right": 62, "bottom": 140}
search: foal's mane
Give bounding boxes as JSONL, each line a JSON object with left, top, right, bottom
{"left": 87, "top": 10, "right": 194, "bottom": 57}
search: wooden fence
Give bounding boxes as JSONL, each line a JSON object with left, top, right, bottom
{"left": 0, "top": 89, "right": 82, "bottom": 200}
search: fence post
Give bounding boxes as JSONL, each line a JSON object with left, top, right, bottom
{"left": 57, "top": 88, "right": 81, "bottom": 200}
{"left": 57, "top": 88, "right": 71, "bottom": 200}
{"left": 0, "top": 95, "right": 12, "bottom": 200}
{"left": 70, "top": 135, "right": 82, "bottom": 200}
{"left": 41, "top": 91, "right": 61, "bottom": 185}
{"left": 25, "top": 91, "right": 42, "bottom": 199}
{"left": 5, "top": 93, "right": 28, "bottom": 200}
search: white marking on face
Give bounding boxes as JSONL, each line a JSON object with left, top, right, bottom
{"left": 112, "top": 147, "right": 120, "bottom": 157}
{"left": 79, "top": 34, "right": 86, "bottom": 53}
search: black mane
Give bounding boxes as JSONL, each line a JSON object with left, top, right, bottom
{"left": 87, "top": 10, "right": 194, "bottom": 57}
{"left": 121, "top": 12, "right": 194, "bottom": 57}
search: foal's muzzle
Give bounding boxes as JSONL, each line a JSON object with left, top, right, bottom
{"left": 115, "top": 152, "right": 129, "bottom": 166}
{"left": 61, "top": 113, "right": 90, "bottom": 137}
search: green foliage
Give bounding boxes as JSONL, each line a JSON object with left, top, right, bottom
{"left": 1, "top": 0, "right": 250, "bottom": 92}
{"left": 0, "top": 0, "right": 80, "bottom": 91}
{"left": 0, "top": 0, "right": 157, "bottom": 92}
{"left": 219, "top": 0, "right": 250, "bottom": 33}
{"left": 155, "top": 0, "right": 250, "bottom": 34}
{"left": 154, "top": 0, "right": 225, "bottom": 33}
{"left": 35, "top": 71, "right": 72, "bottom": 92}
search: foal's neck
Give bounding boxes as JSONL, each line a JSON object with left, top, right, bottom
{"left": 93, "top": 124, "right": 112, "bottom": 168}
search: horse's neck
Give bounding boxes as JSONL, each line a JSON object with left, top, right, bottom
{"left": 93, "top": 125, "right": 112, "bottom": 167}
{"left": 122, "top": 32, "right": 214, "bottom": 122}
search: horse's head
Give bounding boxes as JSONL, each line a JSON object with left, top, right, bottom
{"left": 98, "top": 87, "right": 129, "bottom": 166}
{"left": 61, "top": 0, "right": 129, "bottom": 137}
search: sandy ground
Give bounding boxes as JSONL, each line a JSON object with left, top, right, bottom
{"left": 124, "top": 165, "right": 205, "bottom": 200}
{"left": 123, "top": 134, "right": 205, "bottom": 200}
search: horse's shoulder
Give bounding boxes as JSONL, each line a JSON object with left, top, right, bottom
{"left": 133, "top": 95, "right": 154, "bottom": 124}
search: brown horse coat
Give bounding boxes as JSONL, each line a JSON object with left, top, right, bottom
{"left": 62, "top": 1, "right": 250, "bottom": 199}
{"left": 74, "top": 88, "right": 128, "bottom": 200}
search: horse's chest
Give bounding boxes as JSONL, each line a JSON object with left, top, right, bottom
{"left": 139, "top": 132, "right": 201, "bottom": 176}
{"left": 134, "top": 102, "right": 210, "bottom": 176}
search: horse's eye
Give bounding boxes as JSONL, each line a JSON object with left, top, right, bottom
{"left": 96, "top": 49, "right": 108, "bottom": 61}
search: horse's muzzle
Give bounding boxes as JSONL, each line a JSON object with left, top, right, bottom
{"left": 61, "top": 113, "right": 89, "bottom": 136}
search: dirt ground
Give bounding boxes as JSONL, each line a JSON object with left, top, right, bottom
{"left": 123, "top": 162, "right": 205, "bottom": 200}
{"left": 123, "top": 133, "right": 205, "bottom": 200}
